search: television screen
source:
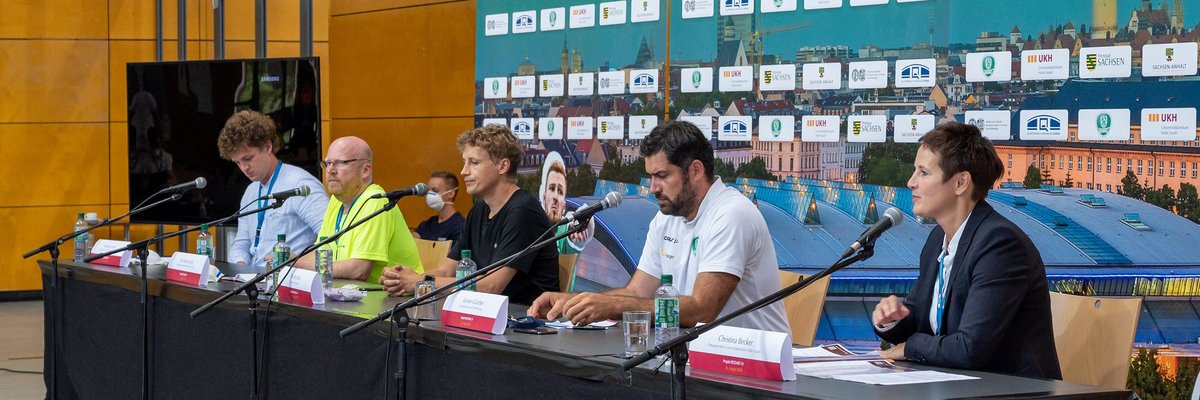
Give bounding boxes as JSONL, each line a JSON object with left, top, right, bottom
{"left": 126, "top": 57, "right": 321, "bottom": 225}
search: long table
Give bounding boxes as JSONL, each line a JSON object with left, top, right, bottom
{"left": 38, "top": 260, "right": 1133, "bottom": 399}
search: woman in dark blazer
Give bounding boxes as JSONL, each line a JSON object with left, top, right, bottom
{"left": 872, "top": 122, "right": 1062, "bottom": 380}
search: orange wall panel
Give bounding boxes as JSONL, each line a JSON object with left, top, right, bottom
{"left": 0, "top": 40, "right": 109, "bottom": 123}
{"left": 331, "top": 0, "right": 463, "bottom": 17}
{"left": 0, "top": 206, "right": 103, "bottom": 291}
{"left": 110, "top": 123, "right": 131, "bottom": 206}
{"left": 329, "top": 1, "right": 474, "bottom": 119}
{"left": 0, "top": 0, "right": 108, "bottom": 39}
{"left": 0, "top": 124, "right": 111, "bottom": 208}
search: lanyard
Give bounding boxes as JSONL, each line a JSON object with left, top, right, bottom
{"left": 253, "top": 161, "right": 283, "bottom": 248}
{"left": 933, "top": 255, "right": 948, "bottom": 335}
{"left": 332, "top": 188, "right": 367, "bottom": 260}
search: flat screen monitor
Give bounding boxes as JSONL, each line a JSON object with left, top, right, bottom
{"left": 126, "top": 57, "right": 321, "bottom": 225}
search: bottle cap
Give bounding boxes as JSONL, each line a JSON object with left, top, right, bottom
{"left": 461, "top": 249, "right": 472, "bottom": 259}
{"left": 200, "top": 223, "right": 208, "bottom": 230}
{"left": 77, "top": 212, "right": 84, "bottom": 218}
{"left": 277, "top": 233, "right": 286, "bottom": 241}
{"left": 661, "top": 274, "right": 672, "bottom": 285}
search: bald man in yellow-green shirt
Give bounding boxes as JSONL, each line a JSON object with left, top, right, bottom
{"left": 294, "top": 136, "right": 422, "bottom": 282}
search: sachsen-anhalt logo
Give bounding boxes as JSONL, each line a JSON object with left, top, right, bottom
{"left": 1167, "top": 47, "right": 1175, "bottom": 62}
{"left": 818, "top": 66, "right": 826, "bottom": 78}
{"left": 1096, "top": 112, "right": 1112, "bottom": 136}
{"left": 982, "top": 55, "right": 996, "bottom": 77}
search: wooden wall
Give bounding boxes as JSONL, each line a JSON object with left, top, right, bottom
{"left": 328, "top": 0, "right": 476, "bottom": 231}
{"left": 0, "top": 0, "right": 332, "bottom": 292}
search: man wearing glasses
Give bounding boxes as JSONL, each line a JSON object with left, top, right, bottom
{"left": 292, "top": 136, "right": 424, "bottom": 281}
{"left": 218, "top": 110, "right": 328, "bottom": 273}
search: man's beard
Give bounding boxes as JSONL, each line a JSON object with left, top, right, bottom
{"left": 659, "top": 174, "right": 698, "bottom": 217}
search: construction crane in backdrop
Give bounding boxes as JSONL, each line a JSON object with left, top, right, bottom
{"left": 750, "top": 21, "right": 811, "bottom": 100}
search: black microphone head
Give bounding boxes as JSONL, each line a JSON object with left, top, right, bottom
{"left": 298, "top": 185, "right": 311, "bottom": 197}
{"left": 603, "top": 191, "right": 623, "bottom": 208}
{"left": 412, "top": 183, "right": 429, "bottom": 196}
{"left": 883, "top": 207, "right": 904, "bottom": 227}
{"left": 194, "top": 177, "right": 208, "bottom": 189}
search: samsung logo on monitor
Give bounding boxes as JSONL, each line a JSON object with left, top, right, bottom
{"left": 260, "top": 76, "right": 281, "bottom": 82}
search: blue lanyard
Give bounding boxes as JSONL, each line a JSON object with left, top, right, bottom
{"left": 253, "top": 161, "right": 284, "bottom": 248}
{"left": 933, "top": 255, "right": 947, "bottom": 335}
{"left": 332, "top": 188, "right": 367, "bottom": 260}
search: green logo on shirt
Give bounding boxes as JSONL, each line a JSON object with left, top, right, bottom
{"left": 691, "top": 237, "right": 699, "bottom": 255}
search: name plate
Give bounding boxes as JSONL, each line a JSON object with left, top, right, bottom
{"left": 166, "top": 252, "right": 211, "bottom": 287}
{"left": 689, "top": 325, "right": 795, "bottom": 381}
{"left": 441, "top": 291, "right": 508, "bottom": 335}
{"left": 90, "top": 239, "right": 132, "bottom": 267}
{"left": 277, "top": 267, "right": 324, "bottom": 306}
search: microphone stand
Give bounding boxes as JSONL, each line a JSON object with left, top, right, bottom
{"left": 22, "top": 192, "right": 182, "bottom": 400}
{"left": 81, "top": 199, "right": 285, "bottom": 400}
{"left": 338, "top": 218, "right": 591, "bottom": 400}
{"left": 619, "top": 242, "right": 878, "bottom": 400}
{"left": 190, "top": 195, "right": 402, "bottom": 400}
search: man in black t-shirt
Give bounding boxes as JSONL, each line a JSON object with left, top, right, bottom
{"left": 380, "top": 125, "right": 558, "bottom": 304}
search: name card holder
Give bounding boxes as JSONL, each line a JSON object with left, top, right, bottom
{"left": 166, "top": 252, "right": 211, "bottom": 287}
{"left": 277, "top": 267, "right": 324, "bottom": 306}
{"left": 441, "top": 291, "right": 509, "bottom": 335}
{"left": 90, "top": 239, "right": 133, "bottom": 267}
{"left": 689, "top": 325, "right": 795, "bottom": 381}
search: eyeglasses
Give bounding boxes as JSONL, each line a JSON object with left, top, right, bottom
{"left": 320, "top": 159, "right": 366, "bottom": 169}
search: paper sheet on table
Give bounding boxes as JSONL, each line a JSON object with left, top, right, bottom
{"left": 793, "top": 360, "right": 913, "bottom": 378}
{"left": 544, "top": 319, "right": 618, "bottom": 329}
{"left": 832, "top": 370, "right": 980, "bottom": 385}
{"left": 792, "top": 344, "right": 883, "bottom": 363}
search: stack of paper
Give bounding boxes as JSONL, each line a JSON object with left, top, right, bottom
{"left": 791, "top": 343, "right": 980, "bottom": 385}
{"left": 792, "top": 343, "right": 883, "bottom": 363}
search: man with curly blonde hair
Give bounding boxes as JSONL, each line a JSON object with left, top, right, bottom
{"left": 219, "top": 110, "right": 328, "bottom": 272}
{"left": 380, "top": 124, "right": 558, "bottom": 304}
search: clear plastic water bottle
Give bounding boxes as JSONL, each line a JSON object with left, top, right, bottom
{"left": 270, "top": 234, "right": 290, "bottom": 291}
{"left": 315, "top": 236, "right": 334, "bottom": 290}
{"left": 655, "top": 274, "right": 680, "bottom": 345}
{"left": 73, "top": 212, "right": 88, "bottom": 263}
{"left": 456, "top": 249, "right": 477, "bottom": 291}
{"left": 196, "top": 224, "right": 213, "bottom": 257}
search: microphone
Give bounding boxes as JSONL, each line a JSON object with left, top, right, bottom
{"left": 161, "top": 177, "right": 207, "bottom": 194}
{"left": 559, "top": 191, "right": 623, "bottom": 225}
{"left": 369, "top": 183, "right": 428, "bottom": 200}
{"left": 255, "top": 185, "right": 311, "bottom": 202}
{"left": 840, "top": 207, "right": 904, "bottom": 259}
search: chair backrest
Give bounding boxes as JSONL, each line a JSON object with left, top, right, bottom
{"left": 413, "top": 238, "right": 452, "bottom": 272}
{"left": 1049, "top": 292, "right": 1142, "bottom": 389}
{"left": 558, "top": 253, "right": 579, "bottom": 293}
{"left": 778, "top": 270, "right": 830, "bottom": 347}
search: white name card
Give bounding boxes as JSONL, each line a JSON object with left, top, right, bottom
{"left": 277, "top": 267, "right": 324, "bottom": 306}
{"left": 441, "top": 290, "right": 508, "bottom": 335}
{"left": 166, "top": 252, "right": 210, "bottom": 287}
{"left": 689, "top": 325, "right": 795, "bottom": 381}
{"left": 90, "top": 239, "right": 132, "bottom": 267}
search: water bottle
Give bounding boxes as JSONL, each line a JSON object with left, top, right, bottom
{"left": 73, "top": 213, "right": 88, "bottom": 263}
{"left": 655, "top": 274, "right": 680, "bottom": 345}
{"left": 315, "top": 236, "right": 334, "bottom": 290}
{"left": 196, "top": 224, "right": 213, "bottom": 257}
{"left": 270, "top": 234, "right": 290, "bottom": 291}
{"left": 456, "top": 249, "right": 477, "bottom": 291}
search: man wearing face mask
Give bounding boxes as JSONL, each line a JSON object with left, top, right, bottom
{"left": 414, "top": 171, "right": 464, "bottom": 242}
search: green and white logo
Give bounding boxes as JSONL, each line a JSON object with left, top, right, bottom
{"left": 771, "top": 119, "right": 782, "bottom": 137}
{"left": 690, "top": 237, "right": 699, "bottom": 255}
{"left": 1096, "top": 112, "right": 1112, "bottom": 136}
{"left": 491, "top": 80, "right": 499, "bottom": 95}
{"left": 549, "top": 11, "right": 558, "bottom": 26}
{"left": 548, "top": 120, "right": 556, "bottom": 134}
{"left": 982, "top": 55, "right": 996, "bottom": 77}
{"left": 691, "top": 71, "right": 702, "bottom": 88}
{"left": 774, "top": 0, "right": 784, "bottom": 6}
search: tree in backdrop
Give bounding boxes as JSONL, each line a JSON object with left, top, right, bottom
{"left": 1176, "top": 183, "right": 1200, "bottom": 223}
{"left": 1126, "top": 348, "right": 1200, "bottom": 400}
{"left": 566, "top": 165, "right": 598, "bottom": 197}
{"left": 858, "top": 142, "right": 918, "bottom": 187}
{"left": 1062, "top": 171, "right": 1074, "bottom": 188}
{"left": 1120, "top": 170, "right": 1143, "bottom": 200}
{"left": 1023, "top": 164, "right": 1042, "bottom": 189}
{"left": 733, "top": 157, "right": 777, "bottom": 182}
{"left": 1145, "top": 184, "right": 1178, "bottom": 213}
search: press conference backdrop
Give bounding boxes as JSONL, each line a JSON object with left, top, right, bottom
{"left": 126, "top": 58, "right": 322, "bottom": 225}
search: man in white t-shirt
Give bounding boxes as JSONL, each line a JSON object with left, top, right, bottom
{"left": 528, "top": 121, "right": 789, "bottom": 333}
